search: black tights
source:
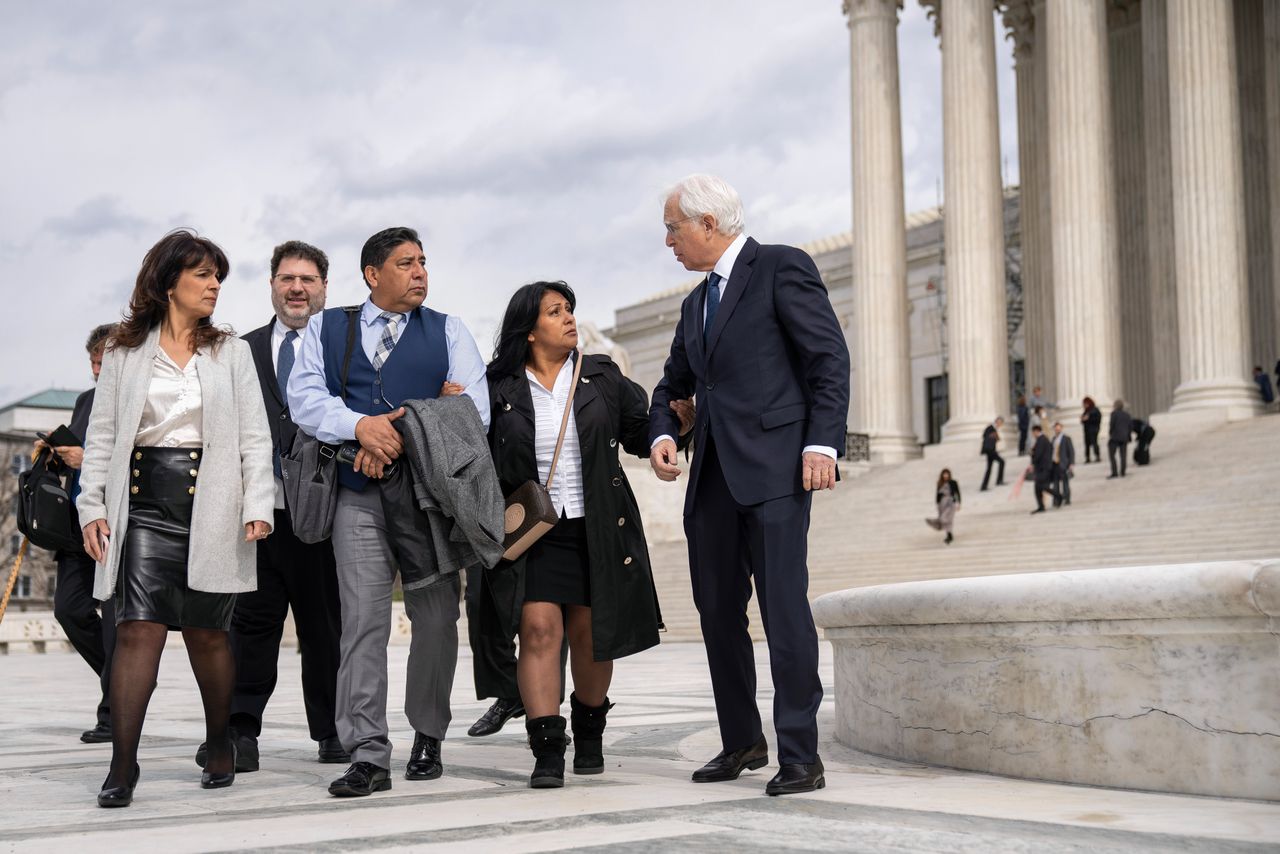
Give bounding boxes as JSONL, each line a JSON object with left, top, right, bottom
{"left": 105, "top": 620, "right": 236, "bottom": 788}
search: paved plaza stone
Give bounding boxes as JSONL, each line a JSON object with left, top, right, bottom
{"left": 2, "top": 642, "right": 1277, "bottom": 853}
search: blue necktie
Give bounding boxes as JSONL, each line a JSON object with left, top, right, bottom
{"left": 704, "top": 272, "right": 722, "bottom": 343}
{"left": 276, "top": 330, "right": 299, "bottom": 400}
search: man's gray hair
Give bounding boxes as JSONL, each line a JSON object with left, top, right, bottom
{"left": 664, "top": 174, "right": 745, "bottom": 237}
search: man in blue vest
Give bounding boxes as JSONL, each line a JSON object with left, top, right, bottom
{"left": 289, "top": 226, "right": 489, "bottom": 797}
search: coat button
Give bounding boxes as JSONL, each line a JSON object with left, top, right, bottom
{"left": 581, "top": 378, "right": 590, "bottom": 384}
{"left": 132, "top": 469, "right": 140, "bottom": 478}
{"left": 706, "top": 383, "right": 715, "bottom": 391}
{"left": 611, "top": 476, "right": 622, "bottom": 487}
{"left": 134, "top": 451, "right": 143, "bottom": 460}
{"left": 189, "top": 451, "right": 199, "bottom": 460}
{"left": 279, "top": 412, "right": 288, "bottom": 420}
{"left": 188, "top": 486, "right": 196, "bottom": 495}
{"left": 623, "top": 556, "right": 633, "bottom": 566}
{"left": 189, "top": 469, "right": 198, "bottom": 478}
{"left": 130, "top": 485, "right": 139, "bottom": 494}
{"left": 609, "top": 438, "right": 617, "bottom": 447}
{"left": 617, "top": 517, "right": 625, "bottom": 527}
{"left": 503, "top": 403, "right": 512, "bottom": 411}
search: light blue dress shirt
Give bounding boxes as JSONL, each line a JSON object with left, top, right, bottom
{"left": 288, "top": 299, "right": 490, "bottom": 443}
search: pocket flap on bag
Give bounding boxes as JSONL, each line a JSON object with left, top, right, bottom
{"left": 760, "top": 403, "right": 807, "bottom": 430}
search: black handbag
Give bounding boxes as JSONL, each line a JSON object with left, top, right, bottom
{"left": 501, "top": 351, "right": 583, "bottom": 561}
{"left": 280, "top": 305, "right": 361, "bottom": 544}
{"left": 17, "top": 449, "right": 82, "bottom": 552}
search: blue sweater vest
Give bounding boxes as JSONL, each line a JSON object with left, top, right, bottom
{"left": 320, "top": 305, "right": 449, "bottom": 491}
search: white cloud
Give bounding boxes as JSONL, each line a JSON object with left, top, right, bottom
{"left": 0, "top": 0, "right": 1016, "bottom": 403}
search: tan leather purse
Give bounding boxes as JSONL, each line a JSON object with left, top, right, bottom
{"left": 501, "top": 351, "right": 584, "bottom": 562}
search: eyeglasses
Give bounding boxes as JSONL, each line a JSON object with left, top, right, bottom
{"left": 663, "top": 215, "right": 699, "bottom": 236}
{"left": 274, "top": 274, "right": 322, "bottom": 286}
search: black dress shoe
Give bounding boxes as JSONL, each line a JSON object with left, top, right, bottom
{"left": 467, "top": 698, "right": 525, "bottom": 737}
{"left": 201, "top": 742, "right": 237, "bottom": 789}
{"left": 195, "top": 730, "right": 259, "bottom": 772}
{"left": 318, "top": 736, "right": 350, "bottom": 764}
{"left": 691, "top": 735, "right": 768, "bottom": 782}
{"left": 1030, "top": 508, "right": 1046, "bottom": 515}
{"left": 766, "top": 757, "right": 825, "bottom": 796}
{"left": 97, "top": 764, "right": 140, "bottom": 808}
{"left": 81, "top": 723, "right": 112, "bottom": 744}
{"left": 329, "top": 761, "right": 392, "bottom": 797}
{"left": 405, "top": 732, "right": 442, "bottom": 780}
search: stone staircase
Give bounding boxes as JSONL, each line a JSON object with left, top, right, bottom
{"left": 636, "top": 413, "right": 1280, "bottom": 641}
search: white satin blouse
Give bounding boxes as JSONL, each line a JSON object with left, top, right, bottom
{"left": 134, "top": 347, "right": 204, "bottom": 448}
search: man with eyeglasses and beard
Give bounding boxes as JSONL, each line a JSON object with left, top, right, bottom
{"left": 195, "top": 241, "right": 347, "bottom": 773}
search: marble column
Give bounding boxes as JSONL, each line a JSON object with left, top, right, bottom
{"left": 1031, "top": 0, "right": 1055, "bottom": 402}
{"left": 1046, "top": 0, "right": 1122, "bottom": 421}
{"left": 845, "top": 0, "right": 920, "bottom": 461}
{"left": 1109, "top": 0, "right": 1153, "bottom": 417}
{"left": 1267, "top": 1, "right": 1280, "bottom": 361}
{"left": 1002, "top": 0, "right": 1051, "bottom": 405}
{"left": 1167, "top": 0, "right": 1257, "bottom": 413}
{"left": 1143, "top": 0, "right": 1179, "bottom": 413}
{"left": 934, "top": 0, "right": 1009, "bottom": 443}
{"left": 1234, "top": 0, "right": 1275, "bottom": 373}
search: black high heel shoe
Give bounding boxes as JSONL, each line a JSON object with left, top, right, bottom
{"left": 97, "top": 764, "right": 140, "bottom": 808}
{"left": 201, "top": 741, "right": 237, "bottom": 789}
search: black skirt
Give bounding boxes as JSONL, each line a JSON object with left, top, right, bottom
{"left": 115, "top": 447, "right": 235, "bottom": 631}
{"left": 523, "top": 515, "right": 590, "bottom": 606}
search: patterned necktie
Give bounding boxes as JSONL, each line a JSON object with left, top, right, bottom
{"left": 276, "top": 330, "right": 299, "bottom": 400}
{"left": 372, "top": 311, "right": 401, "bottom": 371}
{"left": 704, "top": 272, "right": 722, "bottom": 343}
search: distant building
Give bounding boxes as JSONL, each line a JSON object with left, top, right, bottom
{"left": 0, "top": 388, "right": 81, "bottom": 611}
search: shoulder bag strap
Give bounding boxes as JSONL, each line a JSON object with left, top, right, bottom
{"left": 544, "top": 350, "right": 584, "bottom": 490}
{"left": 339, "top": 305, "right": 362, "bottom": 398}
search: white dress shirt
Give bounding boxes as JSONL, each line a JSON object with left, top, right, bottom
{"left": 135, "top": 348, "right": 203, "bottom": 448}
{"left": 654, "top": 233, "right": 837, "bottom": 461}
{"left": 271, "top": 317, "right": 306, "bottom": 509}
{"left": 528, "top": 356, "right": 584, "bottom": 519}
{"left": 287, "top": 299, "right": 490, "bottom": 443}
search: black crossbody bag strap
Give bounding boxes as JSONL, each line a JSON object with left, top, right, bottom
{"left": 339, "top": 305, "right": 362, "bottom": 397}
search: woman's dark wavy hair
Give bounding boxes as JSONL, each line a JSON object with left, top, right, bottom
{"left": 1082, "top": 395, "right": 1096, "bottom": 410}
{"left": 112, "top": 229, "right": 232, "bottom": 353}
{"left": 937, "top": 468, "right": 953, "bottom": 489}
{"left": 488, "top": 281, "right": 576, "bottom": 378}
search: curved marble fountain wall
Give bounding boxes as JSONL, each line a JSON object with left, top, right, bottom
{"left": 811, "top": 560, "right": 1280, "bottom": 800}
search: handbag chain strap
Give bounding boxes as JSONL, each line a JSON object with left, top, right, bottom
{"left": 544, "top": 350, "right": 584, "bottom": 491}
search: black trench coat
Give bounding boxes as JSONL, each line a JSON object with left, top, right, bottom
{"left": 484, "top": 352, "right": 662, "bottom": 662}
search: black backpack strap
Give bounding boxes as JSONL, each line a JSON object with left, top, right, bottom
{"left": 339, "top": 305, "right": 362, "bottom": 398}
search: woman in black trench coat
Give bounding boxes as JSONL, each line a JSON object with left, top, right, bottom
{"left": 484, "top": 281, "right": 665, "bottom": 788}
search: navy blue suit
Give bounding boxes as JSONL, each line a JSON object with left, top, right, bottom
{"left": 649, "top": 237, "right": 850, "bottom": 765}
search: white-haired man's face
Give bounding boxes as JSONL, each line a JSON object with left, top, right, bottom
{"left": 663, "top": 195, "right": 730, "bottom": 273}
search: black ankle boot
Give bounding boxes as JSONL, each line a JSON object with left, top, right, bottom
{"left": 569, "top": 693, "right": 613, "bottom": 775}
{"left": 526, "top": 715, "right": 568, "bottom": 788}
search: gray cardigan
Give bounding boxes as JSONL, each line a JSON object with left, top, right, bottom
{"left": 77, "top": 327, "right": 275, "bottom": 599}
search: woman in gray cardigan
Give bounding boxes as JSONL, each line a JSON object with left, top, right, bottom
{"left": 77, "top": 230, "right": 274, "bottom": 807}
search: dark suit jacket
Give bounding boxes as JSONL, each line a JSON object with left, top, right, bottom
{"left": 1109, "top": 409, "right": 1133, "bottom": 444}
{"left": 649, "top": 237, "right": 851, "bottom": 509}
{"left": 242, "top": 318, "right": 299, "bottom": 464}
{"left": 1053, "top": 433, "right": 1075, "bottom": 469}
{"left": 981, "top": 424, "right": 1000, "bottom": 455}
{"left": 1030, "top": 434, "right": 1054, "bottom": 478}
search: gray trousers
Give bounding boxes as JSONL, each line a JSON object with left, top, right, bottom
{"left": 331, "top": 485, "right": 460, "bottom": 768}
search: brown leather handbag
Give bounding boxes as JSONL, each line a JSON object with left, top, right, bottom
{"left": 501, "top": 351, "right": 584, "bottom": 562}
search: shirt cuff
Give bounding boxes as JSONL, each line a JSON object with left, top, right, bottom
{"left": 803, "top": 444, "right": 838, "bottom": 460}
{"left": 650, "top": 434, "right": 675, "bottom": 449}
{"left": 335, "top": 409, "right": 363, "bottom": 442}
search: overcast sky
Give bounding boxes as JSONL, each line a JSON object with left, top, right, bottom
{"left": 0, "top": 1, "right": 1016, "bottom": 405}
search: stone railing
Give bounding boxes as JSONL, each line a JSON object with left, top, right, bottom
{"left": 812, "top": 559, "right": 1279, "bottom": 801}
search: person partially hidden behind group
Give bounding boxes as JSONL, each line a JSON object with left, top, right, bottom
{"left": 78, "top": 230, "right": 275, "bottom": 807}
{"left": 925, "top": 468, "right": 960, "bottom": 544}
{"left": 482, "top": 281, "right": 666, "bottom": 787}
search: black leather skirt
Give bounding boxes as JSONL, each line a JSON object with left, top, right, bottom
{"left": 115, "top": 447, "right": 235, "bottom": 630}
